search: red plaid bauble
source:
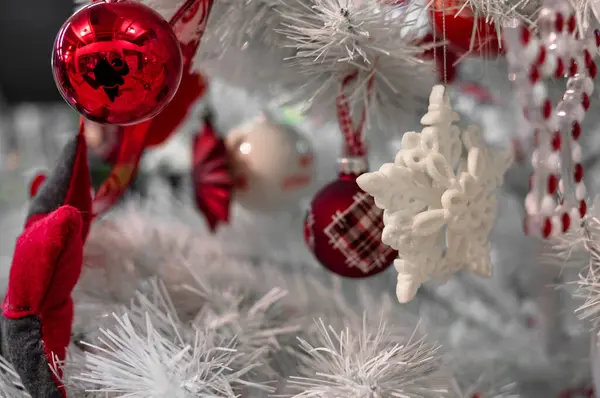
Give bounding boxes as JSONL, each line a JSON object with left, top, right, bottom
{"left": 304, "top": 171, "right": 397, "bottom": 278}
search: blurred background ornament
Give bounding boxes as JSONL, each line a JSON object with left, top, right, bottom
{"left": 429, "top": 0, "right": 503, "bottom": 56}
{"left": 52, "top": 0, "right": 183, "bottom": 125}
{"left": 225, "top": 113, "right": 314, "bottom": 212}
{"left": 192, "top": 109, "right": 233, "bottom": 231}
{"left": 504, "top": 2, "right": 598, "bottom": 238}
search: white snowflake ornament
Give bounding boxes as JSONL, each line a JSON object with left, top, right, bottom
{"left": 357, "top": 85, "right": 513, "bottom": 303}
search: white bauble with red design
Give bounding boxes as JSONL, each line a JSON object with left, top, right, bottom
{"left": 225, "top": 115, "right": 314, "bottom": 211}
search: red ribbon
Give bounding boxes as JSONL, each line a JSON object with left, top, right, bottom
{"left": 86, "top": 0, "right": 214, "bottom": 218}
{"left": 335, "top": 70, "right": 375, "bottom": 157}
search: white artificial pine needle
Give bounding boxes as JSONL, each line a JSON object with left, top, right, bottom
{"left": 0, "top": 355, "right": 29, "bottom": 397}
{"left": 288, "top": 314, "right": 449, "bottom": 397}
{"left": 275, "top": 0, "right": 436, "bottom": 128}
{"left": 73, "top": 312, "right": 258, "bottom": 397}
{"left": 543, "top": 198, "right": 600, "bottom": 325}
{"left": 450, "top": 365, "right": 520, "bottom": 397}
{"left": 204, "top": 0, "right": 288, "bottom": 48}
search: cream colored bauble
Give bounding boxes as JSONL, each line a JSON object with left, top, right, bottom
{"left": 226, "top": 115, "right": 314, "bottom": 211}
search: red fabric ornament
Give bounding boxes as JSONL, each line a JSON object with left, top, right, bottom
{"left": 192, "top": 113, "right": 234, "bottom": 232}
{"left": 4, "top": 206, "right": 83, "bottom": 366}
{"left": 52, "top": 0, "right": 183, "bottom": 125}
{"left": 304, "top": 163, "right": 397, "bottom": 278}
{"left": 3, "top": 128, "right": 93, "bottom": 396}
{"left": 429, "top": 0, "right": 502, "bottom": 56}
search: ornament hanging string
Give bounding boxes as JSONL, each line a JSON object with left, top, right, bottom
{"left": 336, "top": 70, "right": 376, "bottom": 158}
{"left": 431, "top": 0, "right": 449, "bottom": 84}
{"left": 86, "top": 0, "right": 214, "bottom": 217}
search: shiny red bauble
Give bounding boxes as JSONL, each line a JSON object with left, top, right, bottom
{"left": 430, "top": 0, "right": 503, "bottom": 56}
{"left": 303, "top": 166, "right": 397, "bottom": 278}
{"left": 52, "top": 0, "right": 183, "bottom": 125}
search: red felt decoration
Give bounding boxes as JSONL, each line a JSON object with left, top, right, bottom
{"left": 4, "top": 206, "right": 83, "bottom": 363}
{"left": 429, "top": 0, "right": 503, "bottom": 56}
{"left": 192, "top": 114, "right": 234, "bottom": 231}
{"left": 304, "top": 170, "right": 397, "bottom": 278}
{"left": 3, "top": 127, "right": 93, "bottom": 395}
{"left": 52, "top": 0, "right": 183, "bottom": 125}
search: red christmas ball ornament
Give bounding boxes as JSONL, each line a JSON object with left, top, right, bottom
{"left": 304, "top": 157, "right": 397, "bottom": 278}
{"left": 430, "top": 0, "right": 502, "bottom": 56}
{"left": 52, "top": 0, "right": 183, "bottom": 125}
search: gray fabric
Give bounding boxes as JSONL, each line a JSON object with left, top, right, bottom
{"left": 27, "top": 136, "right": 78, "bottom": 220}
{"left": 1, "top": 315, "right": 63, "bottom": 398}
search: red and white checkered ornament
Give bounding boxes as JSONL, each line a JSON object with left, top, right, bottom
{"left": 303, "top": 158, "right": 398, "bottom": 278}
{"left": 303, "top": 70, "right": 397, "bottom": 278}
{"left": 504, "top": 0, "right": 599, "bottom": 238}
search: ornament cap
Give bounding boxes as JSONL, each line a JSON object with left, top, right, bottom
{"left": 337, "top": 156, "right": 368, "bottom": 176}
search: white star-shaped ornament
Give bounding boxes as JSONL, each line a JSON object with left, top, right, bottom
{"left": 357, "top": 85, "right": 513, "bottom": 303}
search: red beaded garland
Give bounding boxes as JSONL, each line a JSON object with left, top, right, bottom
{"left": 561, "top": 212, "right": 571, "bottom": 232}
{"left": 551, "top": 131, "right": 561, "bottom": 150}
{"left": 547, "top": 174, "right": 558, "bottom": 194}
{"left": 572, "top": 122, "right": 581, "bottom": 140}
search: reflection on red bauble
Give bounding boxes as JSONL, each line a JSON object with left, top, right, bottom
{"left": 430, "top": 0, "right": 502, "bottom": 56}
{"left": 303, "top": 159, "right": 397, "bottom": 278}
{"left": 52, "top": 1, "right": 183, "bottom": 125}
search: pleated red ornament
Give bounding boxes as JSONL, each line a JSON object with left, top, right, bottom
{"left": 192, "top": 112, "right": 234, "bottom": 232}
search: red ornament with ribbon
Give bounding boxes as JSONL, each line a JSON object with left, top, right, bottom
{"left": 303, "top": 71, "right": 398, "bottom": 278}
{"left": 52, "top": 0, "right": 184, "bottom": 126}
{"left": 68, "top": 0, "right": 213, "bottom": 219}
